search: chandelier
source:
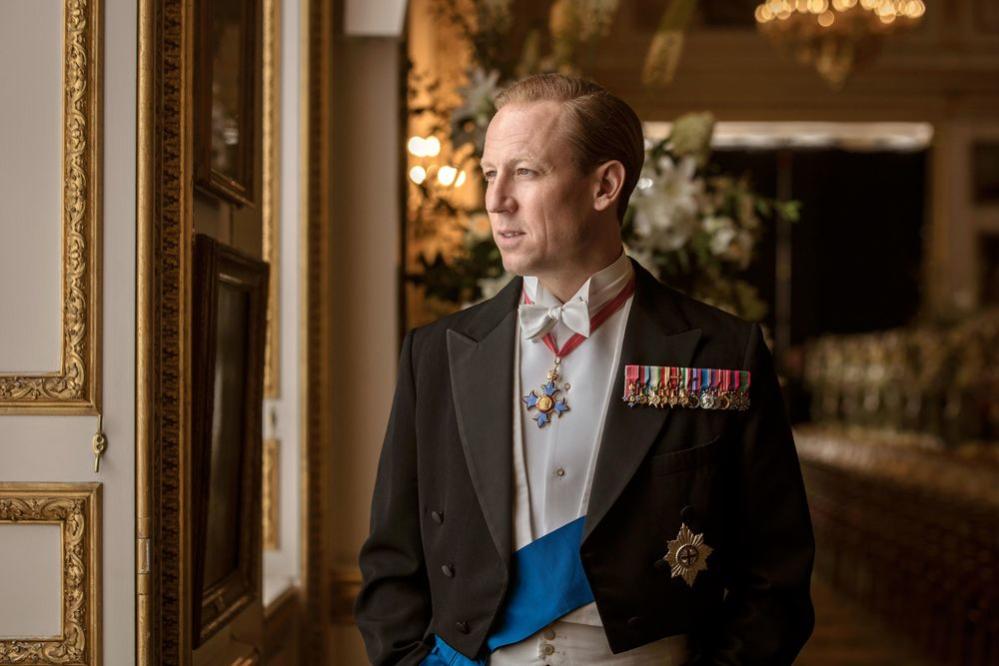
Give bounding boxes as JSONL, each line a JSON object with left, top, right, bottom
{"left": 754, "top": 0, "right": 926, "bottom": 88}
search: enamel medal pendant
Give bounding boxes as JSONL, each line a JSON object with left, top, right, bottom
{"left": 522, "top": 357, "right": 570, "bottom": 428}
{"left": 519, "top": 274, "right": 635, "bottom": 429}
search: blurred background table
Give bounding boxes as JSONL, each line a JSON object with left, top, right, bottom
{"left": 795, "top": 425, "right": 999, "bottom": 666}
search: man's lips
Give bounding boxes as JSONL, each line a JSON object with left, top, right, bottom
{"left": 496, "top": 230, "right": 525, "bottom": 238}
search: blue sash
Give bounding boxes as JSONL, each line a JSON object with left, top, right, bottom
{"left": 420, "top": 517, "right": 594, "bottom": 665}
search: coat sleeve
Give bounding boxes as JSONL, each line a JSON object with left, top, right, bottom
{"left": 697, "top": 323, "right": 816, "bottom": 665}
{"left": 355, "top": 329, "right": 433, "bottom": 666}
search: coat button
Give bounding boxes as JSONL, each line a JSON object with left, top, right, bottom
{"left": 627, "top": 616, "right": 645, "bottom": 632}
{"left": 681, "top": 504, "right": 696, "bottom": 524}
{"left": 431, "top": 510, "right": 444, "bottom": 524}
{"left": 456, "top": 620, "right": 469, "bottom": 634}
{"left": 441, "top": 563, "right": 455, "bottom": 578}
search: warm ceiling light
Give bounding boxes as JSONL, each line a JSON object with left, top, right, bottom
{"left": 755, "top": 0, "right": 924, "bottom": 87}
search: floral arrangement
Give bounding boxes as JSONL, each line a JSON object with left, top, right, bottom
{"left": 624, "top": 112, "right": 800, "bottom": 321}
{"left": 409, "top": 0, "right": 800, "bottom": 322}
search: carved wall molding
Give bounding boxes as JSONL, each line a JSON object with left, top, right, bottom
{"left": 262, "top": 0, "right": 281, "bottom": 399}
{"left": 139, "top": 0, "right": 328, "bottom": 659}
{"left": 262, "top": 438, "right": 280, "bottom": 551}
{"left": 136, "top": 0, "right": 191, "bottom": 661}
{"left": 0, "top": 0, "right": 102, "bottom": 414}
{"left": 302, "top": 0, "right": 334, "bottom": 661}
{"left": 0, "top": 483, "right": 101, "bottom": 665}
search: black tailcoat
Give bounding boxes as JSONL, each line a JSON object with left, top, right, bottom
{"left": 355, "top": 259, "right": 815, "bottom": 665}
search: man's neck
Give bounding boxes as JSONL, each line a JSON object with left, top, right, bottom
{"left": 536, "top": 246, "right": 624, "bottom": 303}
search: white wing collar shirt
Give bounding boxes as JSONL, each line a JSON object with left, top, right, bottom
{"left": 515, "top": 249, "right": 633, "bottom": 545}
{"left": 492, "top": 249, "right": 691, "bottom": 664}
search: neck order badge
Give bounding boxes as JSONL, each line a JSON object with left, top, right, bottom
{"left": 521, "top": 277, "right": 636, "bottom": 428}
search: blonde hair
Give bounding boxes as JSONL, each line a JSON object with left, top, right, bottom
{"left": 494, "top": 73, "right": 645, "bottom": 222}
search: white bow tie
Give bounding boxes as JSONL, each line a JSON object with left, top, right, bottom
{"left": 518, "top": 299, "right": 591, "bottom": 341}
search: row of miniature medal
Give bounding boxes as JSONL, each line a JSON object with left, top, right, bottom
{"left": 623, "top": 365, "right": 751, "bottom": 411}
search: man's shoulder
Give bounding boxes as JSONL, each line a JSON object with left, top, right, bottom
{"left": 408, "top": 276, "right": 523, "bottom": 346}
{"left": 649, "top": 279, "right": 758, "bottom": 359}
{"left": 664, "top": 283, "right": 754, "bottom": 332}
{"left": 408, "top": 301, "right": 483, "bottom": 343}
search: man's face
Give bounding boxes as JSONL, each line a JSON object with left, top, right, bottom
{"left": 480, "top": 101, "right": 599, "bottom": 277}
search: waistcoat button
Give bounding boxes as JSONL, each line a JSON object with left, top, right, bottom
{"left": 456, "top": 620, "right": 469, "bottom": 634}
{"left": 441, "top": 563, "right": 455, "bottom": 578}
{"left": 431, "top": 510, "right": 444, "bottom": 524}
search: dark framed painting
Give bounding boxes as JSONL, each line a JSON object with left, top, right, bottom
{"left": 191, "top": 234, "right": 269, "bottom": 646}
{"left": 194, "top": 0, "right": 260, "bottom": 206}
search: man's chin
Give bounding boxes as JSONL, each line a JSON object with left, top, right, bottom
{"left": 499, "top": 255, "right": 532, "bottom": 277}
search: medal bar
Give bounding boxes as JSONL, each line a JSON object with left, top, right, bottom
{"left": 622, "top": 365, "right": 751, "bottom": 411}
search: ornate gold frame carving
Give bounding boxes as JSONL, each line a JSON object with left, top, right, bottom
{"left": 262, "top": 0, "right": 281, "bottom": 399}
{"left": 262, "top": 438, "right": 280, "bottom": 550}
{"left": 0, "top": 483, "right": 101, "bottom": 665}
{"left": 0, "top": 0, "right": 102, "bottom": 414}
{"left": 137, "top": 0, "right": 287, "bottom": 660}
{"left": 137, "top": 0, "right": 192, "bottom": 661}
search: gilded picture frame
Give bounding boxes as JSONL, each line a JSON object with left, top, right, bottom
{"left": 0, "top": 483, "right": 102, "bottom": 665}
{"left": 194, "top": 0, "right": 261, "bottom": 206}
{"left": 0, "top": 0, "right": 102, "bottom": 414}
{"left": 190, "top": 234, "right": 268, "bottom": 647}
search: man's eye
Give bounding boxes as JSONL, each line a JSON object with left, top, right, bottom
{"left": 483, "top": 171, "right": 496, "bottom": 181}
{"left": 516, "top": 168, "right": 534, "bottom": 176}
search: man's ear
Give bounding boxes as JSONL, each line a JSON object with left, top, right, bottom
{"left": 592, "top": 160, "right": 626, "bottom": 214}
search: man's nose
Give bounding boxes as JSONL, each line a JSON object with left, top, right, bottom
{"left": 485, "top": 176, "right": 517, "bottom": 215}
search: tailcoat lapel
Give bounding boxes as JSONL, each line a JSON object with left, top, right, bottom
{"left": 582, "top": 260, "right": 702, "bottom": 543}
{"left": 446, "top": 276, "right": 523, "bottom": 568}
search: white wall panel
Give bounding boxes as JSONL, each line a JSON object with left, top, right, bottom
{"left": 0, "top": 0, "right": 64, "bottom": 373}
{"left": 0, "top": 524, "right": 61, "bottom": 638}
{"left": 0, "top": 0, "right": 136, "bottom": 661}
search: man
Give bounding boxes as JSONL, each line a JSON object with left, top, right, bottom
{"left": 355, "top": 74, "right": 815, "bottom": 665}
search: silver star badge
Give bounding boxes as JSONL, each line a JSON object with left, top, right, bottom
{"left": 662, "top": 522, "right": 713, "bottom": 586}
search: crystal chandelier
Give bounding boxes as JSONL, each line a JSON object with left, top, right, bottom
{"left": 754, "top": 0, "right": 926, "bottom": 88}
